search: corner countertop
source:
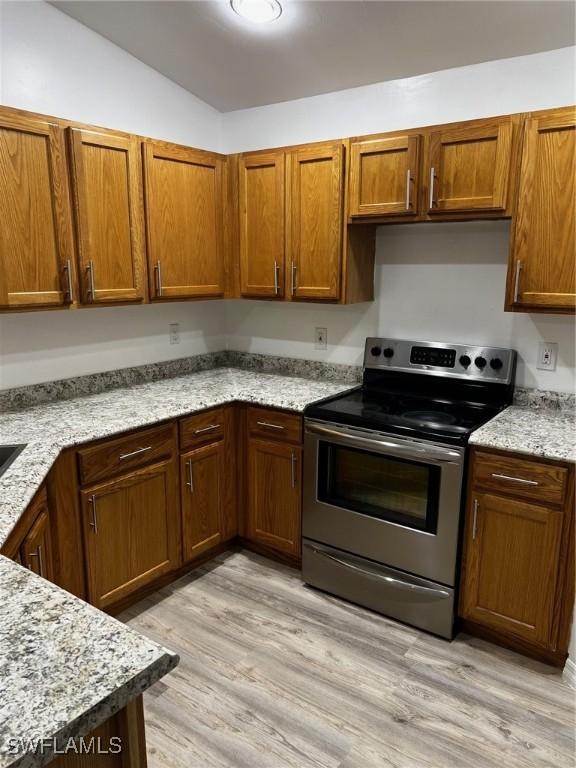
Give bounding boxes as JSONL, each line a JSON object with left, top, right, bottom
{"left": 0, "top": 555, "right": 179, "bottom": 768}
{"left": 0, "top": 366, "right": 352, "bottom": 549}
{"left": 469, "top": 404, "right": 576, "bottom": 463}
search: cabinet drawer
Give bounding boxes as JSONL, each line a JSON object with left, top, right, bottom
{"left": 247, "top": 407, "right": 302, "bottom": 444}
{"left": 180, "top": 408, "right": 225, "bottom": 451}
{"left": 472, "top": 451, "right": 568, "bottom": 506}
{"left": 78, "top": 423, "right": 175, "bottom": 486}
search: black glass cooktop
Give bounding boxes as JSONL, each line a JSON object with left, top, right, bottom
{"left": 305, "top": 386, "right": 503, "bottom": 446}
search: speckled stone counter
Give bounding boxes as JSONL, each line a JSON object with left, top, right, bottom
{"left": 0, "top": 367, "right": 352, "bottom": 548}
{"left": 0, "top": 555, "right": 178, "bottom": 768}
{"left": 470, "top": 405, "right": 576, "bottom": 463}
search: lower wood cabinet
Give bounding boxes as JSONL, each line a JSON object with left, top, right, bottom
{"left": 81, "top": 458, "right": 180, "bottom": 610}
{"left": 247, "top": 439, "right": 302, "bottom": 558}
{"left": 181, "top": 440, "right": 224, "bottom": 560}
{"left": 50, "top": 696, "right": 147, "bottom": 768}
{"left": 11, "top": 485, "right": 56, "bottom": 582}
{"left": 459, "top": 449, "right": 574, "bottom": 664}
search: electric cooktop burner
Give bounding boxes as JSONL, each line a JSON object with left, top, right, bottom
{"left": 304, "top": 338, "right": 517, "bottom": 446}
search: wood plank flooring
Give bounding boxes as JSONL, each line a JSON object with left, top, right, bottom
{"left": 120, "top": 551, "right": 575, "bottom": 768}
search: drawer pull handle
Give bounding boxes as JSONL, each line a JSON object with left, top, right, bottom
{"left": 256, "top": 421, "right": 285, "bottom": 431}
{"left": 405, "top": 168, "right": 412, "bottom": 210}
{"left": 64, "top": 259, "right": 74, "bottom": 303}
{"left": 291, "top": 451, "right": 297, "bottom": 489}
{"left": 273, "top": 261, "right": 280, "bottom": 295}
{"left": 118, "top": 446, "right": 152, "bottom": 461}
{"left": 86, "top": 259, "right": 96, "bottom": 300}
{"left": 194, "top": 424, "right": 221, "bottom": 435}
{"left": 88, "top": 495, "right": 98, "bottom": 535}
{"left": 513, "top": 260, "right": 523, "bottom": 304}
{"left": 186, "top": 459, "right": 194, "bottom": 493}
{"left": 429, "top": 166, "right": 437, "bottom": 209}
{"left": 491, "top": 472, "right": 539, "bottom": 486}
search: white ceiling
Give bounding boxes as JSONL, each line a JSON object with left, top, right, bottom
{"left": 52, "top": 1, "right": 575, "bottom": 112}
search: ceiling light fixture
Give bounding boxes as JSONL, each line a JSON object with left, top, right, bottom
{"left": 230, "top": 0, "right": 282, "bottom": 24}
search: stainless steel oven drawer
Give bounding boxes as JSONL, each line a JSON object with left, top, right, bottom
{"left": 302, "top": 540, "right": 455, "bottom": 639}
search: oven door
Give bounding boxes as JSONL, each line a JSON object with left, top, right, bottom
{"left": 303, "top": 420, "right": 465, "bottom": 586}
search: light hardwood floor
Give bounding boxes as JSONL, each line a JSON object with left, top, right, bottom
{"left": 120, "top": 551, "right": 575, "bottom": 768}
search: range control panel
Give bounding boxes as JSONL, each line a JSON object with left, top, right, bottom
{"left": 364, "top": 338, "right": 516, "bottom": 384}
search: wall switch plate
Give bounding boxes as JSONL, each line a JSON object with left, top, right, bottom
{"left": 315, "top": 327, "right": 328, "bottom": 350}
{"left": 169, "top": 323, "right": 180, "bottom": 345}
{"left": 536, "top": 341, "right": 558, "bottom": 371}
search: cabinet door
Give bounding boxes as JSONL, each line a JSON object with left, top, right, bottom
{"left": 247, "top": 438, "right": 301, "bottom": 557}
{"left": 288, "top": 143, "right": 343, "bottom": 301}
{"left": 0, "top": 113, "right": 75, "bottom": 309}
{"left": 349, "top": 135, "right": 420, "bottom": 217}
{"left": 460, "top": 492, "right": 563, "bottom": 648}
{"left": 181, "top": 441, "right": 223, "bottom": 560}
{"left": 81, "top": 461, "right": 180, "bottom": 609}
{"left": 68, "top": 128, "right": 145, "bottom": 304}
{"left": 426, "top": 119, "right": 513, "bottom": 214}
{"left": 21, "top": 507, "right": 55, "bottom": 582}
{"left": 239, "top": 151, "right": 285, "bottom": 298}
{"left": 507, "top": 108, "right": 576, "bottom": 312}
{"left": 143, "top": 142, "right": 225, "bottom": 299}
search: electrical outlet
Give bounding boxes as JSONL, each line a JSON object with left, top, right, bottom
{"left": 536, "top": 341, "right": 558, "bottom": 371}
{"left": 315, "top": 327, "right": 327, "bottom": 350}
{"left": 169, "top": 323, "right": 180, "bottom": 345}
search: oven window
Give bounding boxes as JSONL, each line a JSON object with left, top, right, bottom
{"left": 317, "top": 443, "right": 440, "bottom": 533}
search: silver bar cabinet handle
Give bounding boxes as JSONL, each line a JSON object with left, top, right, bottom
{"left": 405, "top": 169, "right": 412, "bottom": 210}
{"left": 87, "top": 259, "right": 96, "bottom": 300}
{"left": 155, "top": 260, "right": 163, "bottom": 297}
{"left": 273, "top": 261, "right": 279, "bottom": 295}
{"left": 64, "top": 259, "right": 74, "bottom": 302}
{"left": 27, "top": 545, "right": 44, "bottom": 577}
{"left": 513, "top": 260, "right": 523, "bottom": 303}
{"left": 256, "top": 421, "right": 285, "bottom": 431}
{"left": 291, "top": 262, "right": 297, "bottom": 295}
{"left": 186, "top": 459, "right": 194, "bottom": 493}
{"left": 291, "top": 452, "right": 297, "bottom": 489}
{"left": 194, "top": 424, "right": 221, "bottom": 435}
{"left": 118, "top": 445, "right": 152, "bottom": 461}
{"left": 491, "top": 472, "right": 539, "bottom": 486}
{"left": 472, "top": 498, "right": 479, "bottom": 541}
{"left": 88, "top": 495, "right": 98, "bottom": 534}
{"left": 429, "top": 167, "right": 436, "bottom": 209}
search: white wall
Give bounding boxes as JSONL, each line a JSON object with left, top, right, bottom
{"left": 223, "top": 46, "right": 576, "bottom": 393}
{"left": 0, "top": 3, "right": 574, "bottom": 392}
{"left": 0, "top": 1, "right": 223, "bottom": 149}
{"left": 0, "top": 1, "right": 226, "bottom": 389}
{"left": 226, "top": 221, "right": 575, "bottom": 391}
{"left": 223, "top": 47, "right": 576, "bottom": 152}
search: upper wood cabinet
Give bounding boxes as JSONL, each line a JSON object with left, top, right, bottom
{"left": 424, "top": 117, "right": 516, "bottom": 215}
{"left": 506, "top": 106, "right": 576, "bottom": 313}
{"left": 239, "top": 151, "right": 285, "bottom": 298}
{"left": 143, "top": 141, "right": 225, "bottom": 300}
{"left": 0, "top": 113, "right": 75, "bottom": 309}
{"left": 288, "top": 142, "right": 344, "bottom": 301}
{"left": 349, "top": 135, "right": 420, "bottom": 218}
{"left": 68, "top": 128, "right": 145, "bottom": 304}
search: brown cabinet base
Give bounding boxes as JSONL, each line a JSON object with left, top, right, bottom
{"left": 50, "top": 697, "right": 147, "bottom": 767}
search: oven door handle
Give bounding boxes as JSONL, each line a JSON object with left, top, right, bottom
{"left": 309, "top": 546, "right": 451, "bottom": 601}
{"left": 305, "top": 422, "right": 462, "bottom": 463}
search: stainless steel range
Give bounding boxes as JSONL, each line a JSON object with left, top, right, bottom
{"left": 302, "top": 337, "right": 516, "bottom": 639}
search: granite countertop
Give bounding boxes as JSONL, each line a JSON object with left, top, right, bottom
{"left": 469, "top": 404, "right": 576, "bottom": 463}
{"left": 0, "top": 555, "right": 179, "bottom": 768}
{"left": 0, "top": 367, "right": 352, "bottom": 549}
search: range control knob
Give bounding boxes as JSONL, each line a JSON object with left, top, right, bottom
{"left": 383, "top": 347, "right": 394, "bottom": 359}
{"left": 459, "top": 355, "right": 471, "bottom": 368}
{"left": 370, "top": 346, "right": 382, "bottom": 357}
{"left": 475, "top": 356, "right": 487, "bottom": 369}
{"left": 490, "top": 357, "right": 503, "bottom": 371}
